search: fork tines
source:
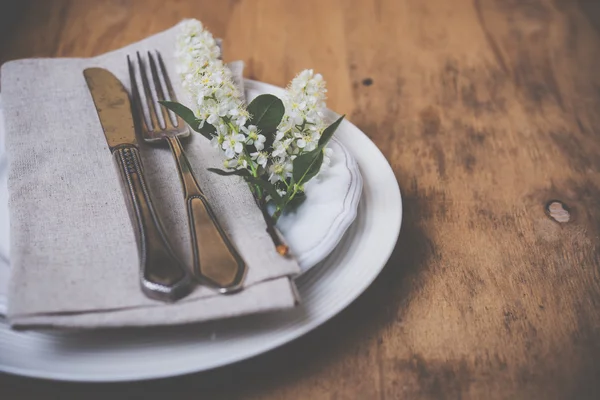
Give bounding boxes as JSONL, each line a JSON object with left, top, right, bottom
{"left": 128, "top": 51, "right": 185, "bottom": 141}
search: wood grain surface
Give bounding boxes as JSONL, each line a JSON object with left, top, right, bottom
{"left": 2, "top": 0, "right": 600, "bottom": 399}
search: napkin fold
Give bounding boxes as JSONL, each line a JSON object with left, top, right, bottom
{"left": 1, "top": 23, "right": 301, "bottom": 328}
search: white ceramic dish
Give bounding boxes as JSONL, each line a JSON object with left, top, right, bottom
{"left": 0, "top": 80, "right": 402, "bottom": 381}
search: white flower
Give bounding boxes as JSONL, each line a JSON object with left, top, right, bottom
{"left": 223, "top": 158, "right": 238, "bottom": 168}
{"left": 293, "top": 129, "right": 319, "bottom": 152}
{"left": 254, "top": 135, "right": 266, "bottom": 151}
{"left": 251, "top": 151, "right": 268, "bottom": 168}
{"left": 275, "top": 130, "right": 286, "bottom": 141}
{"left": 206, "top": 113, "right": 219, "bottom": 125}
{"left": 235, "top": 114, "right": 248, "bottom": 127}
{"left": 273, "top": 138, "right": 293, "bottom": 158}
{"left": 242, "top": 125, "right": 266, "bottom": 150}
{"left": 222, "top": 134, "right": 245, "bottom": 158}
{"left": 268, "top": 159, "right": 293, "bottom": 184}
{"left": 241, "top": 124, "right": 257, "bottom": 135}
{"left": 210, "top": 134, "right": 223, "bottom": 149}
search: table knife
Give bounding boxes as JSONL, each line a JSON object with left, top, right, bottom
{"left": 83, "top": 67, "right": 192, "bottom": 302}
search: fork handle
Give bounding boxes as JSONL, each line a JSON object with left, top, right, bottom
{"left": 114, "top": 145, "right": 192, "bottom": 301}
{"left": 166, "top": 136, "right": 246, "bottom": 292}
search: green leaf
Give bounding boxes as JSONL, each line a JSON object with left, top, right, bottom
{"left": 207, "top": 168, "right": 250, "bottom": 177}
{"left": 245, "top": 175, "right": 283, "bottom": 205}
{"left": 197, "top": 121, "right": 217, "bottom": 138}
{"left": 292, "top": 148, "right": 324, "bottom": 183}
{"left": 318, "top": 115, "right": 345, "bottom": 148}
{"left": 159, "top": 100, "right": 215, "bottom": 139}
{"left": 287, "top": 191, "right": 307, "bottom": 209}
{"left": 159, "top": 100, "right": 195, "bottom": 124}
{"left": 247, "top": 94, "right": 285, "bottom": 133}
{"left": 290, "top": 115, "right": 344, "bottom": 186}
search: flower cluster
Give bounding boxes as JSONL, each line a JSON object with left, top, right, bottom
{"left": 269, "top": 69, "right": 330, "bottom": 185}
{"left": 175, "top": 19, "right": 333, "bottom": 199}
{"left": 175, "top": 19, "right": 258, "bottom": 170}
{"left": 165, "top": 18, "right": 346, "bottom": 252}
{"left": 166, "top": 18, "right": 343, "bottom": 233}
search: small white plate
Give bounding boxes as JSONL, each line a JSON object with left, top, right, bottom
{"left": 0, "top": 80, "right": 402, "bottom": 381}
{"left": 253, "top": 106, "right": 362, "bottom": 271}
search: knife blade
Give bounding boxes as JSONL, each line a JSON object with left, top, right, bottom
{"left": 83, "top": 68, "right": 137, "bottom": 150}
{"left": 84, "top": 67, "right": 192, "bottom": 302}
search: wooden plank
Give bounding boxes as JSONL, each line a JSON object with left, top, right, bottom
{"left": 1, "top": 0, "right": 600, "bottom": 398}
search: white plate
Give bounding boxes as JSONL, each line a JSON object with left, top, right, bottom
{"left": 254, "top": 96, "right": 362, "bottom": 271}
{"left": 0, "top": 80, "right": 402, "bottom": 381}
{"left": 275, "top": 139, "right": 362, "bottom": 271}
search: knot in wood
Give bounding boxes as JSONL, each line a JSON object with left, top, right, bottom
{"left": 546, "top": 200, "right": 570, "bottom": 223}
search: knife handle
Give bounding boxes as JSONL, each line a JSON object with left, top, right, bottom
{"left": 166, "top": 136, "right": 246, "bottom": 293}
{"left": 114, "top": 145, "right": 192, "bottom": 301}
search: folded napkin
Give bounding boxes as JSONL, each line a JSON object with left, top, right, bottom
{"left": 1, "top": 22, "right": 301, "bottom": 328}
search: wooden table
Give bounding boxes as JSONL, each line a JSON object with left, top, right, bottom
{"left": 2, "top": 0, "right": 600, "bottom": 398}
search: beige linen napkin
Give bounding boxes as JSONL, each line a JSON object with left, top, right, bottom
{"left": 1, "top": 23, "right": 300, "bottom": 329}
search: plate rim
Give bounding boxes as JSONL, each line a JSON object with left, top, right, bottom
{"left": 0, "top": 79, "right": 402, "bottom": 382}
{"left": 287, "top": 137, "right": 363, "bottom": 272}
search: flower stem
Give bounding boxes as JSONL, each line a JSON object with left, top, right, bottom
{"left": 272, "top": 206, "right": 283, "bottom": 223}
{"left": 272, "top": 183, "right": 300, "bottom": 223}
{"left": 258, "top": 198, "right": 289, "bottom": 256}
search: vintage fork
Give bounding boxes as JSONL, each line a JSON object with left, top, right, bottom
{"left": 128, "top": 51, "right": 246, "bottom": 293}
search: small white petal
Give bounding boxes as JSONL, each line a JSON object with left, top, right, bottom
{"left": 207, "top": 114, "right": 218, "bottom": 125}
{"left": 224, "top": 148, "right": 235, "bottom": 158}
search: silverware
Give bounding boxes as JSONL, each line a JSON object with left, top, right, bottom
{"left": 83, "top": 67, "right": 192, "bottom": 302}
{"left": 128, "top": 51, "right": 246, "bottom": 293}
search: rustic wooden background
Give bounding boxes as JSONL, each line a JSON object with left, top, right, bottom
{"left": 2, "top": 0, "right": 600, "bottom": 398}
